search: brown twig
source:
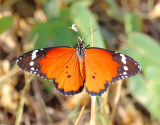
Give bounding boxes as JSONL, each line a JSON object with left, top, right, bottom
{"left": 0, "top": 66, "right": 21, "bottom": 84}
{"left": 90, "top": 17, "right": 97, "bottom": 125}
{"left": 90, "top": 16, "right": 94, "bottom": 47}
{"left": 15, "top": 75, "right": 34, "bottom": 125}
{"left": 103, "top": 91, "right": 109, "bottom": 117}
{"left": 90, "top": 96, "right": 96, "bottom": 125}
{"left": 109, "top": 80, "right": 122, "bottom": 125}
{"left": 41, "top": 99, "right": 53, "bottom": 125}
{"left": 74, "top": 104, "right": 86, "bottom": 125}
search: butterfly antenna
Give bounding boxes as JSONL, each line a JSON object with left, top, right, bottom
{"left": 90, "top": 17, "right": 94, "bottom": 47}
{"left": 69, "top": 24, "right": 84, "bottom": 41}
{"left": 83, "top": 29, "right": 97, "bottom": 40}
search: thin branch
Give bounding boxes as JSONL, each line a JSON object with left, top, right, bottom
{"left": 90, "top": 96, "right": 96, "bottom": 125}
{"left": 0, "top": 67, "right": 21, "bottom": 83}
{"left": 74, "top": 104, "right": 86, "bottom": 125}
{"left": 109, "top": 80, "right": 122, "bottom": 125}
{"left": 15, "top": 75, "right": 34, "bottom": 125}
{"left": 41, "top": 99, "right": 53, "bottom": 125}
{"left": 103, "top": 91, "right": 109, "bottom": 117}
{"left": 90, "top": 16, "right": 94, "bottom": 47}
{"left": 90, "top": 17, "right": 96, "bottom": 125}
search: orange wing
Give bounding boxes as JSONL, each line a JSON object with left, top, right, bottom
{"left": 17, "top": 47, "right": 85, "bottom": 95}
{"left": 85, "top": 48, "right": 140, "bottom": 96}
{"left": 39, "top": 47, "right": 85, "bottom": 95}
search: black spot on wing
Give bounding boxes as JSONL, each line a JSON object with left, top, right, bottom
{"left": 67, "top": 75, "right": 71, "bottom": 78}
{"left": 92, "top": 76, "right": 95, "bottom": 79}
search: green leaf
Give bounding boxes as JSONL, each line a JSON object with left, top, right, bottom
{"left": 70, "top": 4, "right": 105, "bottom": 48}
{"left": 124, "top": 12, "right": 142, "bottom": 35}
{"left": 30, "top": 21, "right": 75, "bottom": 49}
{"left": 105, "top": 0, "right": 123, "bottom": 22}
{"left": 0, "top": 16, "right": 13, "bottom": 34}
{"left": 41, "top": 79, "right": 53, "bottom": 93}
{"left": 44, "top": 0, "right": 60, "bottom": 18}
{"left": 145, "top": 66, "right": 160, "bottom": 120}
{"left": 127, "top": 75, "right": 148, "bottom": 104}
{"left": 128, "top": 32, "right": 160, "bottom": 68}
{"left": 30, "top": 22, "right": 53, "bottom": 49}
{"left": 122, "top": 32, "right": 160, "bottom": 120}
{"left": 30, "top": 8, "right": 77, "bottom": 49}
{"left": 128, "top": 66, "right": 160, "bottom": 120}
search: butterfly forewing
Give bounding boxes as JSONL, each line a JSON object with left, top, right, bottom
{"left": 17, "top": 47, "right": 85, "bottom": 95}
{"left": 108, "top": 49, "right": 141, "bottom": 83}
{"left": 84, "top": 48, "right": 140, "bottom": 96}
{"left": 17, "top": 48, "right": 53, "bottom": 78}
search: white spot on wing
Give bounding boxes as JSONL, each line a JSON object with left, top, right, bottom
{"left": 31, "top": 50, "right": 38, "bottom": 60}
{"left": 138, "top": 65, "right": 141, "bottom": 70}
{"left": 123, "top": 72, "right": 127, "bottom": 75}
{"left": 120, "top": 54, "right": 126, "bottom": 64}
{"left": 124, "top": 66, "right": 128, "bottom": 71}
{"left": 31, "top": 67, "right": 35, "bottom": 71}
{"left": 30, "top": 61, "right": 34, "bottom": 66}
{"left": 32, "top": 54, "right": 36, "bottom": 60}
{"left": 34, "top": 50, "right": 38, "bottom": 53}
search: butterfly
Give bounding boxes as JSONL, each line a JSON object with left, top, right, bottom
{"left": 16, "top": 40, "right": 141, "bottom": 96}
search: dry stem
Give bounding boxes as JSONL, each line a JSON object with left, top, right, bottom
{"left": 109, "top": 80, "right": 122, "bottom": 125}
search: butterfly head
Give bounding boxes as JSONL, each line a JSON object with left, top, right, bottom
{"left": 76, "top": 40, "right": 85, "bottom": 57}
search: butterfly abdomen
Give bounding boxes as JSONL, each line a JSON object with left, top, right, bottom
{"left": 79, "top": 57, "right": 86, "bottom": 79}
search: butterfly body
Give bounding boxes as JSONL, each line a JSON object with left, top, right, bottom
{"left": 76, "top": 41, "right": 86, "bottom": 78}
{"left": 17, "top": 40, "right": 140, "bottom": 96}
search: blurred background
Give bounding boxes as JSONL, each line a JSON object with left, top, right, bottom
{"left": 0, "top": 0, "right": 160, "bottom": 125}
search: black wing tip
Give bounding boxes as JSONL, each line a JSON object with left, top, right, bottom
{"left": 16, "top": 54, "right": 24, "bottom": 65}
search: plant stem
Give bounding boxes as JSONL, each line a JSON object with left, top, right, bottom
{"left": 15, "top": 75, "right": 34, "bottom": 125}
{"left": 74, "top": 104, "right": 86, "bottom": 125}
{"left": 90, "top": 96, "right": 96, "bottom": 125}
{"left": 109, "top": 80, "right": 122, "bottom": 125}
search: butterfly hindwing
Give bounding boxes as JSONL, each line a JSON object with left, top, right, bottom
{"left": 17, "top": 47, "right": 85, "bottom": 95}
{"left": 84, "top": 48, "right": 140, "bottom": 96}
